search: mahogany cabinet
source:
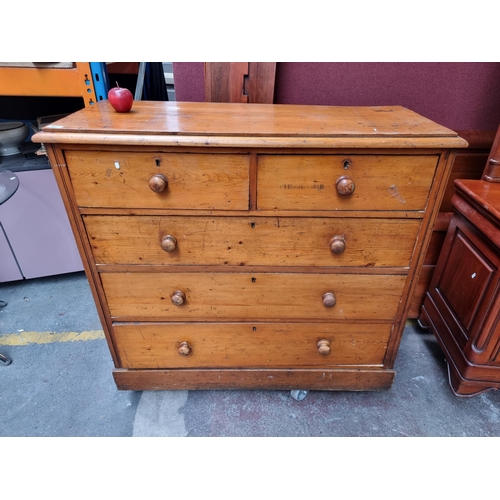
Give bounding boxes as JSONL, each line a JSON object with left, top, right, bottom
{"left": 421, "top": 180, "right": 500, "bottom": 396}
{"left": 33, "top": 101, "right": 466, "bottom": 392}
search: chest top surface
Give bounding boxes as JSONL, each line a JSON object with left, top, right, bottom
{"left": 32, "top": 101, "right": 468, "bottom": 149}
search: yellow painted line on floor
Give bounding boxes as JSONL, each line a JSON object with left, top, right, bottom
{"left": 0, "top": 330, "right": 105, "bottom": 346}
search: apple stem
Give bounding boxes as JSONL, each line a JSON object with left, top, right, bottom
{"left": 116, "top": 81, "right": 120, "bottom": 88}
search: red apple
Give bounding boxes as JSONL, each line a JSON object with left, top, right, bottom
{"left": 108, "top": 82, "right": 133, "bottom": 112}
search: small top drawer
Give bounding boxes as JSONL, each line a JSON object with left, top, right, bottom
{"left": 64, "top": 151, "right": 250, "bottom": 210}
{"left": 257, "top": 154, "right": 439, "bottom": 211}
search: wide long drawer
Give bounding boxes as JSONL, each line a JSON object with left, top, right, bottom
{"left": 64, "top": 151, "right": 250, "bottom": 209}
{"left": 100, "top": 272, "right": 406, "bottom": 321}
{"left": 257, "top": 154, "right": 439, "bottom": 211}
{"left": 84, "top": 215, "right": 421, "bottom": 268}
{"left": 113, "top": 322, "right": 392, "bottom": 369}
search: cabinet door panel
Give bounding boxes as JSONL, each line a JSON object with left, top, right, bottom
{"left": 438, "top": 229, "right": 495, "bottom": 332}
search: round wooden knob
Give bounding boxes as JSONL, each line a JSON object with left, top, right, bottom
{"left": 317, "top": 339, "right": 331, "bottom": 356}
{"left": 335, "top": 175, "right": 355, "bottom": 196}
{"left": 149, "top": 173, "right": 168, "bottom": 193}
{"left": 322, "top": 291, "right": 336, "bottom": 307}
{"left": 329, "top": 235, "right": 346, "bottom": 254}
{"left": 161, "top": 235, "right": 177, "bottom": 252}
{"left": 171, "top": 290, "right": 186, "bottom": 306}
{"left": 178, "top": 341, "right": 191, "bottom": 356}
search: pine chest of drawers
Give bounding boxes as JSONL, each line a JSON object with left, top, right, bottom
{"left": 33, "top": 101, "right": 467, "bottom": 392}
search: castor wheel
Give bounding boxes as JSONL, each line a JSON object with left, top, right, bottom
{"left": 0, "top": 353, "right": 12, "bottom": 366}
{"left": 290, "top": 390, "right": 309, "bottom": 401}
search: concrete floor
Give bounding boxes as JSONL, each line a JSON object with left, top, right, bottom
{"left": 1, "top": 271, "right": 500, "bottom": 437}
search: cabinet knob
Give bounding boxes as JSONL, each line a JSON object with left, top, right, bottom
{"left": 171, "top": 290, "right": 186, "bottom": 306}
{"left": 161, "top": 234, "right": 177, "bottom": 252}
{"left": 317, "top": 339, "right": 331, "bottom": 356}
{"left": 329, "top": 235, "right": 346, "bottom": 254}
{"left": 177, "top": 341, "right": 192, "bottom": 356}
{"left": 335, "top": 175, "right": 355, "bottom": 196}
{"left": 149, "top": 173, "right": 168, "bottom": 193}
{"left": 322, "top": 291, "right": 336, "bottom": 307}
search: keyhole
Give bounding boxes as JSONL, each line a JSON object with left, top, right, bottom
{"left": 343, "top": 159, "right": 351, "bottom": 169}
{"left": 252, "top": 277, "right": 257, "bottom": 283}
{"left": 155, "top": 159, "right": 162, "bottom": 167}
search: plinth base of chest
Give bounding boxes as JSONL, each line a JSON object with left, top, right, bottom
{"left": 112, "top": 367, "right": 395, "bottom": 391}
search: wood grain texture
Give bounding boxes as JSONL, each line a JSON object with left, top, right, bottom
{"left": 454, "top": 180, "right": 500, "bottom": 228}
{"left": 436, "top": 227, "right": 495, "bottom": 333}
{"left": 84, "top": 215, "right": 420, "bottom": 267}
{"left": 408, "top": 266, "right": 434, "bottom": 318}
{"left": 257, "top": 154, "right": 439, "bottom": 211}
{"left": 425, "top": 194, "right": 500, "bottom": 352}
{"left": 64, "top": 150, "right": 249, "bottom": 209}
{"left": 440, "top": 153, "right": 487, "bottom": 212}
{"left": 204, "top": 62, "right": 276, "bottom": 104}
{"left": 245, "top": 62, "right": 276, "bottom": 104}
{"left": 38, "top": 102, "right": 463, "bottom": 392}
{"left": 44, "top": 145, "right": 121, "bottom": 366}
{"left": 32, "top": 101, "right": 468, "bottom": 149}
{"left": 422, "top": 179, "right": 500, "bottom": 395}
{"left": 113, "top": 322, "right": 391, "bottom": 369}
{"left": 205, "top": 62, "right": 250, "bottom": 103}
{"left": 100, "top": 272, "right": 406, "bottom": 321}
{"left": 408, "top": 130, "right": 494, "bottom": 318}
{"left": 113, "top": 367, "right": 395, "bottom": 391}
{"left": 383, "top": 149, "right": 458, "bottom": 368}
{"left": 407, "top": 211, "right": 453, "bottom": 318}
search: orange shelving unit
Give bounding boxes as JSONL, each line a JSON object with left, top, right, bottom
{"left": 0, "top": 62, "right": 99, "bottom": 107}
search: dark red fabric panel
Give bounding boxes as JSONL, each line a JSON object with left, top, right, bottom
{"left": 274, "top": 62, "right": 500, "bottom": 131}
{"left": 172, "top": 62, "right": 205, "bottom": 102}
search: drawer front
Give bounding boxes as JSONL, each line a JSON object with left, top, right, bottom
{"left": 257, "top": 154, "right": 439, "bottom": 211}
{"left": 101, "top": 272, "right": 406, "bottom": 321}
{"left": 84, "top": 215, "right": 420, "bottom": 268}
{"left": 64, "top": 151, "right": 250, "bottom": 210}
{"left": 113, "top": 322, "right": 392, "bottom": 369}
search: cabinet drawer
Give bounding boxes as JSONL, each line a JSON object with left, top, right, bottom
{"left": 64, "top": 151, "right": 249, "bottom": 209}
{"left": 101, "top": 272, "right": 406, "bottom": 321}
{"left": 85, "top": 215, "right": 420, "bottom": 268}
{"left": 113, "top": 322, "right": 392, "bottom": 369}
{"left": 257, "top": 155, "right": 439, "bottom": 211}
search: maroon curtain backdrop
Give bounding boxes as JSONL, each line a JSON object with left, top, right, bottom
{"left": 172, "top": 62, "right": 500, "bottom": 131}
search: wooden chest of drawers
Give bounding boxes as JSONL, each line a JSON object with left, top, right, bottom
{"left": 33, "top": 101, "right": 467, "bottom": 392}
